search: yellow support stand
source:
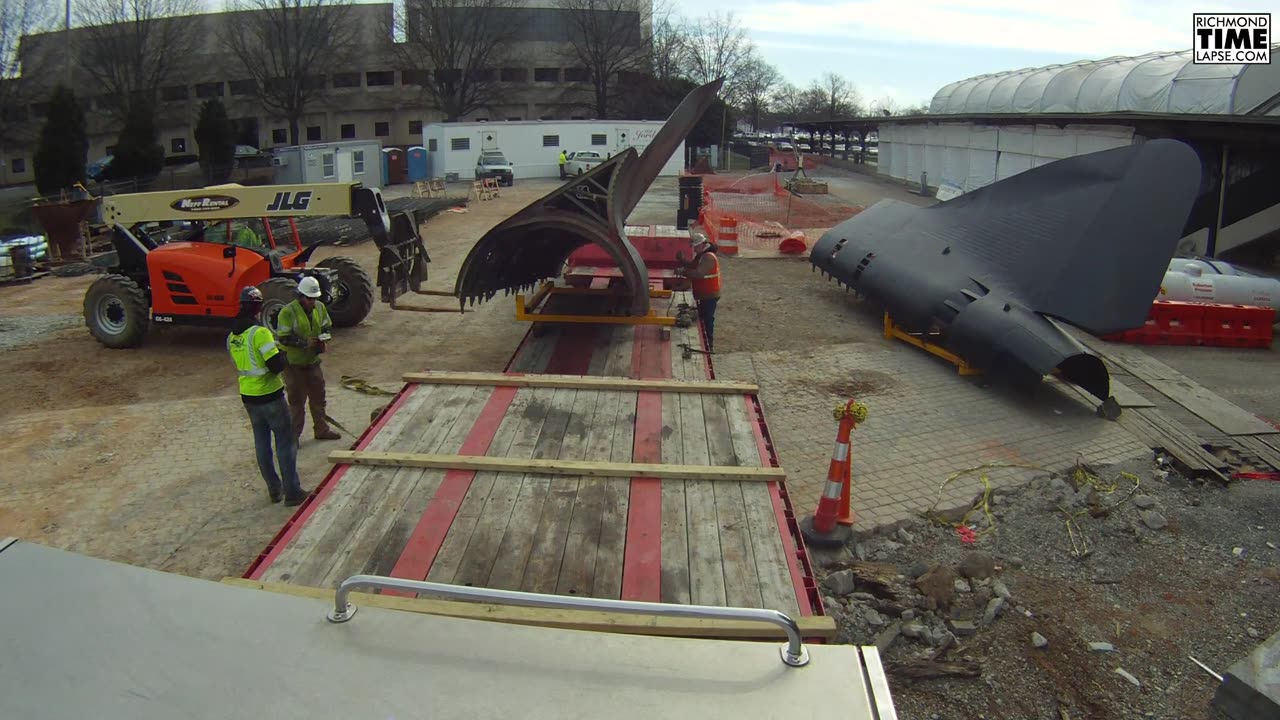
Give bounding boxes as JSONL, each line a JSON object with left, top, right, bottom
{"left": 515, "top": 282, "right": 677, "bottom": 326}
{"left": 883, "top": 312, "right": 983, "bottom": 376}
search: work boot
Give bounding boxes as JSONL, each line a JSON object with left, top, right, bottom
{"left": 269, "top": 489, "right": 282, "bottom": 504}
{"left": 314, "top": 429, "right": 341, "bottom": 441}
{"left": 283, "top": 490, "right": 310, "bottom": 507}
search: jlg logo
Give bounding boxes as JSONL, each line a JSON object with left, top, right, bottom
{"left": 267, "top": 191, "right": 312, "bottom": 212}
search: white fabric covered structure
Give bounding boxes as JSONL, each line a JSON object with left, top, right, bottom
{"left": 929, "top": 49, "right": 1280, "bottom": 116}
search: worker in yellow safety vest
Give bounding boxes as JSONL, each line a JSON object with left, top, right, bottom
{"left": 559, "top": 150, "right": 568, "bottom": 179}
{"left": 274, "top": 275, "right": 341, "bottom": 442}
{"left": 676, "top": 238, "right": 722, "bottom": 353}
{"left": 228, "top": 286, "right": 308, "bottom": 506}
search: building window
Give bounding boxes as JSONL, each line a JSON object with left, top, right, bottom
{"left": 161, "top": 85, "right": 188, "bottom": 101}
{"left": 304, "top": 75, "right": 326, "bottom": 90}
{"left": 564, "top": 67, "right": 588, "bottom": 82}
{"left": 11, "top": 158, "right": 26, "bottom": 174}
{"left": 333, "top": 72, "right": 361, "bottom": 88}
{"left": 571, "top": 116, "right": 585, "bottom": 120}
{"left": 542, "top": 135, "right": 559, "bottom": 147}
{"left": 428, "top": 139, "right": 438, "bottom": 151}
{"left": 450, "top": 137, "right": 470, "bottom": 151}
{"left": 500, "top": 67, "right": 528, "bottom": 82}
{"left": 409, "top": 120, "right": 423, "bottom": 135}
{"left": 351, "top": 150, "right": 365, "bottom": 174}
{"left": 170, "top": 138, "right": 186, "bottom": 153}
{"left": 591, "top": 134, "right": 606, "bottom": 146}
{"left": 468, "top": 68, "right": 496, "bottom": 82}
{"left": 272, "top": 128, "right": 288, "bottom": 144}
{"left": 340, "top": 123, "right": 355, "bottom": 139}
{"left": 229, "top": 79, "right": 256, "bottom": 96}
{"left": 306, "top": 126, "right": 321, "bottom": 141}
{"left": 106, "top": 145, "right": 117, "bottom": 155}
{"left": 374, "top": 121, "right": 389, "bottom": 137}
{"left": 366, "top": 71, "right": 394, "bottom": 86}
{"left": 322, "top": 152, "right": 335, "bottom": 178}
{"left": 533, "top": 67, "right": 559, "bottom": 82}
{"left": 195, "top": 82, "right": 223, "bottom": 98}
{"left": 507, "top": 116, "right": 521, "bottom": 121}
{"left": 401, "top": 69, "right": 428, "bottom": 86}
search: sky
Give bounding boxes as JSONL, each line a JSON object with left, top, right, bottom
{"left": 671, "top": 0, "right": 1280, "bottom": 108}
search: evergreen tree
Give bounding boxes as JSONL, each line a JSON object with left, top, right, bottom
{"left": 194, "top": 99, "right": 235, "bottom": 183}
{"left": 109, "top": 100, "right": 165, "bottom": 182}
{"left": 33, "top": 85, "right": 89, "bottom": 196}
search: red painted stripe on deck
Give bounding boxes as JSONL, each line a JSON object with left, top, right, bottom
{"left": 620, "top": 324, "right": 670, "bottom": 601}
{"left": 745, "top": 395, "right": 817, "bottom": 617}
{"left": 543, "top": 325, "right": 598, "bottom": 375}
{"left": 382, "top": 385, "right": 522, "bottom": 593}
{"left": 243, "top": 384, "right": 419, "bottom": 579}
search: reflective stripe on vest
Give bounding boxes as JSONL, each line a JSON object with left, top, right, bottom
{"left": 691, "top": 252, "right": 722, "bottom": 298}
{"left": 228, "top": 325, "right": 284, "bottom": 396}
{"left": 277, "top": 300, "right": 329, "bottom": 366}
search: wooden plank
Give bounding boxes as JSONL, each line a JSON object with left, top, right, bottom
{"left": 330, "top": 384, "right": 492, "bottom": 583}
{"left": 445, "top": 388, "right": 556, "bottom": 587}
{"left": 508, "top": 327, "right": 557, "bottom": 374}
{"left": 402, "top": 371, "right": 758, "bottom": 395}
{"left": 223, "top": 579, "right": 837, "bottom": 639}
{"left": 290, "top": 385, "right": 480, "bottom": 586}
{"left": 1075, "top": 334, "right": 1276, "bottom": 436}
{"left": 485, "top": 387, "right": 578, "bottom": 590}
{"left": 1132, "top": 407, "right": 1230, "bottom": 481}
{"left": 679, "top": 390, "right": 727, "bottom": 606}
{"left": 1108, "top": 377, "right": 1156, "bottom": 409}
{"left": 659, "top": 391, "right": 691, "bottom": 605}
{"left": 601, "top": 323, "right": 636, "bottom": 378}
{"left": 328, "top": 450, "right": 789, "bottom": 481}
{"left": 725, "top": 394, "right": 802, "bottom": 616}
{"left": 259, "top": 384, "right": 441, "bottom": 584}
{"left": 556, "top": 390, "right": 626, "bottom": 597}
{"left": 1233, "top": 436, "right": 1280, "bottom": 472}
{"left": 520, "top": 389, "right": 599, "bottom": 593}
{"left": 592, "top": 392, "right": 635, "bottom": 598}
{"left": 703, "top": 393, "right": 765, "bottom": 609}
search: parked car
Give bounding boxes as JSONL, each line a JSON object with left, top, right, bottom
{"left": 564, "top": 150, "right": 604, "bottom": 176}
{"left": 86, "top": 155, "right": 114, "bottom": 181}
{"left": 234, "top": 145, "right": 262, "bottom": 158}
{"left": 475, "top": 150, "right": 514, "bottom": 185}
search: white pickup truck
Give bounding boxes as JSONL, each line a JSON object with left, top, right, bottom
{"left": 564, "top": 150, "right": 606, "bottom": 176}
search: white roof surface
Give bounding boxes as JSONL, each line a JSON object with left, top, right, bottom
{"left": 930, "top": 47, "right": 1280, "bottom": 116}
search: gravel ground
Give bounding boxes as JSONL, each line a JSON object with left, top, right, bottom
{"left": 811, "top": 456, "right": 1280, "bottom": 719}
{"left": 0, "top": 313, "right": 83, "bottom": 351}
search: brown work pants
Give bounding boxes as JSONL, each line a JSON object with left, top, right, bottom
{"left": 283, "top": 363, "right": 331, "bottom": 438}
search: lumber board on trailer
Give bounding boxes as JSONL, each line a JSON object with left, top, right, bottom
{"left": 402, "top": 371, "right": 758, "bottom": 395}
{"left": 1074, "top": 335, "right": 1276, "bottom": 437}
{"left": 221, "top": 578, "right": 837, "bottom": 639}
{"left": 329, "top": 450, "right": 789, "bottom": 481}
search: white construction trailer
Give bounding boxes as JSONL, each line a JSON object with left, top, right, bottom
{"left": 271, "top": 140, "right": 384, "bottom": 190}
{"left": 422, "top": 120, "right": 681, "bottom": 182}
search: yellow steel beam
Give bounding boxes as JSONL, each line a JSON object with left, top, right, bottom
{"left": 100, "top": 183, "right": 364, "bottom": 224}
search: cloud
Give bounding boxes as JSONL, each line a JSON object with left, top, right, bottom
{"left": 736, "top": 0, "right": 1223, "bottom": 57}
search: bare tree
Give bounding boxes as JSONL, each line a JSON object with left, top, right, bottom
{"left": 74, "top": 0, "right": 199, "bottom": 121}
{"left": 0, "top": 0, "right": 57, "bottom": 145}
{"left": 648, "top": 6, "right": 685, "bottom": 83}
{"left": 557, "top": 0, "right": 653, "bottom": 119}
{"left": 392, "top": 0, "right": 520, "bottom": 122}
{"left": 222, "top": 0, "right": 358, "bottom": 145}
{"left": 811, "top": 71, "right": 861, "bottom": 120}
{"left": 736, "top": 52, "right": 779, "bottom": 132}
{"left": 681, "top": 11, "right": 751, "bottom": 98}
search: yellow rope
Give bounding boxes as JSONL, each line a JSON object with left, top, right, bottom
{"left": 833, "top": 401, "right": 869, "bottom": 423}
{"left": 923, "top": 462, "right": 1050, "bottom": 536}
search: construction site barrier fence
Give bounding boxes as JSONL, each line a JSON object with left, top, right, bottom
{"left": 1103, "top": 300, "right": 1275, "bottom": 348}
{"left": 693, "top": 171, "right": 863, "bottom": 257}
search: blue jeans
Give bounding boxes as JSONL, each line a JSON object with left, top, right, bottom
{"left": 245, "top": 397, "right": 303, "bottom": 499}
{"left": 698, "top": 297, "right": 719, "bottom": 352}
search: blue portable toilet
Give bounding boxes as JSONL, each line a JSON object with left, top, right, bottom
{"left": 407, "top": 146, "right": 428, "bottom": 182}
{"left": 381, "top": 148, "right": 393, "bottom": 186}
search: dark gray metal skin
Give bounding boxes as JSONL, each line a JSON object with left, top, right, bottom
{"left": 811, "top": 139, "right": 1203, "bottom": 400}
{"left": 454, "top": 79, "right": 725, "bottom": 315}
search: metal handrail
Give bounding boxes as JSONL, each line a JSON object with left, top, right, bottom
{"left": 326, "top": 574, "right": 810, "bottom": 668}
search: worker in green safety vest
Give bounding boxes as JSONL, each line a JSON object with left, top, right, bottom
{"left": 228, "top": 286, "right": 308, "bottom": 505}
{"left": 275, "top": 275, "right": 341, "bottom": 442}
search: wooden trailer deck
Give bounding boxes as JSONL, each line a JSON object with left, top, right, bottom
{"left": 244, "top": 290, "right": 824, "bottom": 635}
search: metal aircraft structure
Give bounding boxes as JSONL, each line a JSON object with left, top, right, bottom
{"left": 810, "top": 139, "right": 1203, "bottom": 401}
{"left": 454, "top": 79, "right": 725, "bottom": 315}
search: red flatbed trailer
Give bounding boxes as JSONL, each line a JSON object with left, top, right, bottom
{"left": 243, "top": 229, "right": 828, "bottom": 639}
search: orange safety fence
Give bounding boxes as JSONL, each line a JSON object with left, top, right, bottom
{"left": 694, "top": 171, "right": 863, "bottom": 257}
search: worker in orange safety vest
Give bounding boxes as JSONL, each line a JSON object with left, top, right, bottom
{"left": 676, "top": 238, "right": 721, "bottom": 352}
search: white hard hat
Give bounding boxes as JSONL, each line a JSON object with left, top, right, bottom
{"left": 298, "top": 276, "right": 322, "bottom": 298}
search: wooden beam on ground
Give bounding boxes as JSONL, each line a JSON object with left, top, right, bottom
{"left": 330, "top": 450, "right": 787, "bottom": 482}
{"left": 221, "top": 578, "right": 836, "bottom": 640}
{"left": 402, "top": 371, "right": 758, "bottom": 395}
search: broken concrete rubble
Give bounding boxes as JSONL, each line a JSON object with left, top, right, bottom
{"left": 822, "top": 569, "right": 858, "bottom": 596}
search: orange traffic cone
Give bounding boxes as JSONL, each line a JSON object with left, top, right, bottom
{"left": 800, "top": 399, "right": 868, "bottom": 548}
